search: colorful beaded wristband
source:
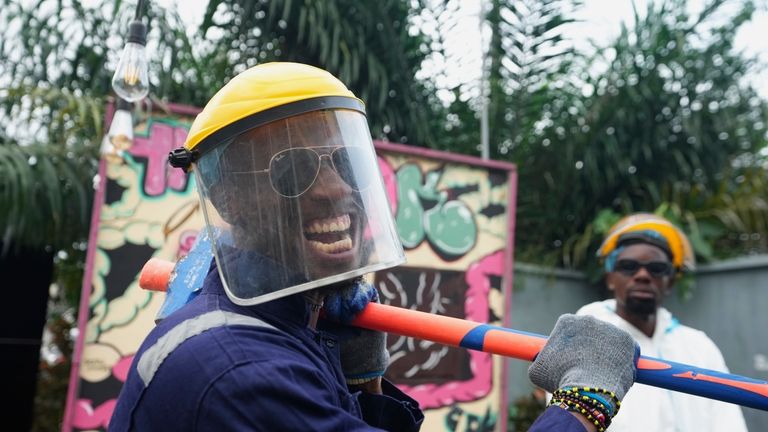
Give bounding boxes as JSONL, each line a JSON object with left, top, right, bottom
{"left": 553, "top": 386, "right": 621, "bottom": 414}
{"left": 550, "top": 390, "right": 615, "bottom": 422}
{"left": 550, "top": 386, "right": 621, "bottom": 431}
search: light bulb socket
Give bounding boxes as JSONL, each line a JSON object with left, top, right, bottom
{"left": 126, "top": 20, "right": 147, "bottom": 45}
{"left": 115, "top": 98, "right": 133, "bottom": 111}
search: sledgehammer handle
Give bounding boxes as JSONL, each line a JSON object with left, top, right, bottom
{"left": 352, "top": 302, "right": 768, "bottom": 411}
{"left": 350, "top": 301, "right": 546, "bottom": 361}
{"left": 139, "top": 257, "right": 768, "bottom": 411}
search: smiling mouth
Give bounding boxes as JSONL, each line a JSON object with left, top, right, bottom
{"left": 303, "top": 214, "right": 354, "bottom": 254}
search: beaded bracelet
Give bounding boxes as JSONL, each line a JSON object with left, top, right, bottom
{"left": 550, "top": 390, "right": 614, "bottom": 424}
{"left": 580, "top": 391, "right": 616, "bottom": 416}
{"left": 550, "top": 386, "right": 621, "bottom": 430}
{"left": 552, "top": 386, "right": 621, "bottom": 416}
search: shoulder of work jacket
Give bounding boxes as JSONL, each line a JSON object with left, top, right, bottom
{"left": 109, "top": 265, "right": 423, "bottom": 432}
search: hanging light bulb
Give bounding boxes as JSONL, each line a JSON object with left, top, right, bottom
{"left": 111, "top": 19, "right": 150, "bottom": 102}
{"left": 100, "top": 98, "right": 134, "bottom": 163}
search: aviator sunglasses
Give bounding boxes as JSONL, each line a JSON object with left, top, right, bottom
{"left": 234, "top": 145, "right": 373, "bottom": 198}
{"left": 614, "top": 259, "right": 673, "bottom": 278}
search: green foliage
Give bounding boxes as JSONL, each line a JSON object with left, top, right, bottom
{"left": 425, "top": 0, "right": 768, "bottom": 273}
{"left": 436, "top": 0, "right": 585, "bottom": 159}
{"left": 0, "top": 140, "right": 96, "bottom": 253}
{"left": 31, "top": 313, "right": 75, "bottom": 432}
{"left": 0, "top": 86, "right": 101, "bottom": 253}
{"left": 197, "top": 0, "right": 444, "bottom": 146}
{"left": 30, "top": 247, "right": 84, "bottom": 432}
{"left": 507, "top": 391, "right": 547, "bottom": 431}
{"left": 0, "top": 0, "right": 123, "bottom": 254}
{"left": 0, "top": 0, "right": 118, "bottom": 94}
{"left": 458, "top": 0, "right": 590, "bottom": 267}
{"left": 493, "top": 0, "right": 768, "bottom": 269}
{"left": 144, "top": 4, "right": 227, "bottom": 107}
{"left": 487, "top": 0, "right": 583, "bottom": 157}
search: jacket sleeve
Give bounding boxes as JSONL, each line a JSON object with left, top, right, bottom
{"left": 353, "top": 379, "right": 423, "bottom": 432}
{"left": 195, "top": 359, "right": 420, "bottom": 431}
{"left": 528, "top": 406, "right": 588, "bottom": 432}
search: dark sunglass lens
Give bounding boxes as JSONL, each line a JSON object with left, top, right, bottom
{"left": 646, "top": 262, "right": 672, "bottom": 276}
{"left": 270, "top": 149, "right": 319, "bottom": 197}
{"left": 332, "top": 146, "right": 372, "bottom": 191}
{"left": 615, "top": 259, "right": 640, "bottom": 274}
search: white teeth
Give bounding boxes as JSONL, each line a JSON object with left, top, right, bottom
{"left": 305, "top": 214, "right": 351, "bottom": 234}
{"left": 304, "top": 214, "right": 354, "bottom": 253}
{"left": 309, "top": 235, "right": 353, "bottom": 254}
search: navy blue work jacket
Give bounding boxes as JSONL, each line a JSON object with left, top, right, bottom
{"left": 110, "top": 266, "right": 423, "bottom": 431}
{"left": 529, "top": 406, "right": 589, "bottom": 432}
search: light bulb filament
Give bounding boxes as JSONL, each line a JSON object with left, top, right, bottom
{"left": 124, "top": 65, "right": 140, "bottom": 86}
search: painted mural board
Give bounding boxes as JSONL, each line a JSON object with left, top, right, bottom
{"left": 63, "top": 106, "right": 517, "bottom": 432}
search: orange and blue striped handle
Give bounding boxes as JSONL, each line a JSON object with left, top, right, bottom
{"left": 138, "top": 257, "right": 768, "bottom": 411}
{"left": 353, "top": 302, "right": 768, "bottom": 411}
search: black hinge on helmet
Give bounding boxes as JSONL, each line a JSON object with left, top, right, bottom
{"left": 168, "top": 147, "right": 198, "bottom": 171}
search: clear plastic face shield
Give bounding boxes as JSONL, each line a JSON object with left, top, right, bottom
{"left": 193, "top": 109, "right": 405, "bottom": 305}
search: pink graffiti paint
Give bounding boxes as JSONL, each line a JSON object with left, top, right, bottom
{"left": 112, "top": 355, "right": 134, "bottom": 383}
{"left": 70, "top": 355, "right": 134, "bottom": 429}
{"left": 362, "top": 156, "right": 398, "bottom": 240}
{"left": 378, "top": 155, "right": 398, "bottom": 215}
{"left": 72, "top": 399, "right": 117, "bottom": 430}
{"left": 177, "top": 230, "right": 199, "bottom": 259}
{"left": 397, "top": 250, "right": 503, "bottom": 408}
{"left": 72, "top": 354, "right": 133, "bottom": 429}
{"left": 130, "top": 122, "right": 189, "bottom": 196}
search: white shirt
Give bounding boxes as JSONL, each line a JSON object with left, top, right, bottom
{"left": 577, "top": 300, "right": 748, "bottom": 432}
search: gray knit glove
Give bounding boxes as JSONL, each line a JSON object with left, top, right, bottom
{"left": 323, "top": 279, "right": 389, "bottom": 385}
{"left": 338, "top": 326, "right": 389, "bottom": 385}
{"left": 528, "top": 314, "right": 637, "bottom": 401}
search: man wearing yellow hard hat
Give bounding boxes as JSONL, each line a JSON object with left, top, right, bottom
{"left": 577, "top": 213, "right": 747, "bottom": 431}
{"left": 109, "top": 62, "right": 424, "bottom": 431}
{"left": 109, "top": 62, "right": 641, "bottom": 432}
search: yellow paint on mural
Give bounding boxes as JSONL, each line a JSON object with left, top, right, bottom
{"left": 80, "top": 343, "right": 122, "bottom": 383}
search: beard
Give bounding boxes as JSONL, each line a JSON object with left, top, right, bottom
{"left": 624, "top": 296, "right": 657, "bottom": 317}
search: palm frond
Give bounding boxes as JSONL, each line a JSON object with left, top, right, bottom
{"left": 0, "top": 141, "right": 96, "bottom": 253}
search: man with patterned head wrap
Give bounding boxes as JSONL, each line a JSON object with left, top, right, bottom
{"left": 577, "top": 213, "right": 747, "bottom": 431}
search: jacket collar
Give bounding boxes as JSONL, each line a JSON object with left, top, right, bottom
{"left": 202, "top": 262, "right": 312, "bottom": 329}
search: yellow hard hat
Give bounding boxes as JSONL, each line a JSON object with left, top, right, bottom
{"left": 170, "top": 62, "right": 365, "bottom": 169}
{"left": 597, "top": 213, "right": 695, "bottom": 272}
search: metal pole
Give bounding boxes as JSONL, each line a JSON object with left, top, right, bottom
{"left": 479, "top": 0, "right": 490, "bottom": 160}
